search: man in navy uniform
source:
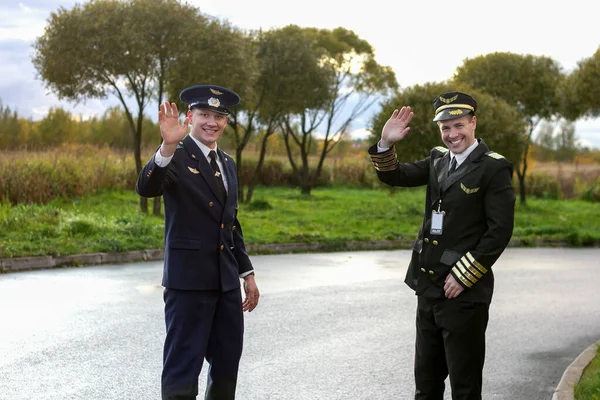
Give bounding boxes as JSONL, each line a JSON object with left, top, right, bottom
{"left": 368, "top": 92, "right": 515, "bottom": 400}
{"left": 136, "top": 84, "right": 259, "bottom": 400}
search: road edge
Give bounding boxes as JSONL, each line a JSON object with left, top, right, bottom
{"left": 552, "top": 340, "right": 600, "bottom": 400}
{"left": 0, "top": 239, "right": 598, "bottom": 274}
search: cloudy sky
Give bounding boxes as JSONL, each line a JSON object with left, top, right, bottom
{"left": 1, "top": 0, "right": 599, "bottom": 147}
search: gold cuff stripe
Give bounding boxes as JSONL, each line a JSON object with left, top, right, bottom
{"left": 435, "top": 104, "right": 475, "bottom": 114}
{"left": 460, "top": 256, "right": 483, "bottom": 278}
{"left": 456, "top": 260, "right": 478, "bottom": 283}
{"left": 370, "top": 148, "right": 398, "bottom": 172}
{"left": 466, "top": 252, "right": 488, "bottom": 273}
{"left": 452, "top": 267, "right": 473, "bottom": 288}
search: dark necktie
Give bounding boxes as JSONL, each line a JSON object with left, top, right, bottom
{"left": 208, "top": 150, "right": 227, "bottom": 201}
{"left": 448, "top": 157, "right": 457, "bottom": 176}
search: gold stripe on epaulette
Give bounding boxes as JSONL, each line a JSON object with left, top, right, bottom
{"left": 466, "top": 252, "right": 488, "bottom": 274}
{"left": 434, "top": 146, "right": 448, "bottom": 153}
{"left": 370, "top": 147, "right": 398, "bottom": 172}
{"left": 486, "top": 151, "right": 505, "bottom": 160}
{"left": 452, "top": 267, "right": 473, "bottom": 288}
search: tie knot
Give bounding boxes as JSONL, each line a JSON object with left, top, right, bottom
{"left": 209, "top": 150, "right": 217, "bottom": 161}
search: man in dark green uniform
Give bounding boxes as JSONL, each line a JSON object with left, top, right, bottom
{"left": 368, "top": 92, "right": 515, "bottom": 400}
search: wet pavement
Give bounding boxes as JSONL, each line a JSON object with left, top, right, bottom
{"left": 1, "top": 248, "right": 599, "bottom": 400}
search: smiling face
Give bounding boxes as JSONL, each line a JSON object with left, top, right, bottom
{"left": 437, "top": 114, "right": 477, "bottom": 154}
{"left": 188, "top": 108, "right": 228, "bottom": 148}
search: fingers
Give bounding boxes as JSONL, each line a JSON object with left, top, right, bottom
{"left": 242, "top": 288, "right": 260, "bottom": 312}
{"left": 182, "top": 116, "right": 191, "bottom": 130}
{"left": 443, "top": 274, "right": 464, "bottom": 299}
{"left": 160, "top": 101, "right": 179, "bottom": 117}
{"left": 242, "top": 295, "right": 259, "bottom": 312}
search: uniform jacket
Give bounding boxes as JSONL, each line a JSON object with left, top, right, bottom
{"left": 136, "top": 135, "right": 253, "bottom": 292}
{"left": 369, "top": 139, "right": 515, "bottom": 303}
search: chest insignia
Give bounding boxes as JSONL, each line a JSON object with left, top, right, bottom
{"left": 188, "top": 166, "right": 200, "bottom": 174}
{"left": 461, "top": 183, "right": 479, "bottom": 194}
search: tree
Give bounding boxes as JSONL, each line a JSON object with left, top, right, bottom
{"left": 561, "top": 46, "right": 600, "bottom": 120}
{"left": 454, "top": 52, "right": 564, "bottom": 204}
{"left": 165, "top": 18, "right": 259, "bottom": 201}
{"left": 166, "top": 24, "right": 333, "bottom": 203}
{"left": 535, "top": 121, "right": 557, "bottom": 162}
{"left": 370, "top": 82, "right": 525, "bottom": 168}
{"left": 245, "top": 25, "right": 334, "bottom": 202}
{"left": 34, "top": 107, "right": 78, "bottom": 147}
{"left": 32, "top": 0, "right": 199, "bottom": 212}
{"left": 281, "top": 27, "right": 398, "bottom": 195}
{"left": 0, "top": 100, "right": 25, "bottom": 150}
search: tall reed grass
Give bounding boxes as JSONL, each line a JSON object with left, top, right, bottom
{"left": 1, "top": 145, "right": 598, "bottom": 205}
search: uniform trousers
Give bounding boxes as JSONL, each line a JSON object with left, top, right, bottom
{"left": 414, "top": 296, "right": 489, "bottom": 400}
{"left": 161, "top": 288, "right": 244, "bottom": 400}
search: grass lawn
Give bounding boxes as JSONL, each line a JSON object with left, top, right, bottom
{"left": 575, "top": 345, "right": 600, "bottom": 400}
{"left": 0, "top": 186, "right": 598, "bottom": 258}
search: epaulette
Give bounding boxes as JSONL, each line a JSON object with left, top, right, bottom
{"left": 485, "top": 151, "right": 505, "bottom": 160}
{"left": 433, "top": 146, "right": 448, "bottom": 153}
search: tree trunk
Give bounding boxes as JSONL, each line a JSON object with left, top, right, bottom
{"left": 518, "top": 174, "right": 526, "bottom": 206}
{"left": 235, "top": 148, "right": 244, "bottom": 201}
{"left": 245, "top": 130, "right": 273, "bottom": 204}
{"left": 153, "top": 197, "right": 161, "bottom": 215}
{"left": 140, "top": 196, "right": 148, "bottom": 213}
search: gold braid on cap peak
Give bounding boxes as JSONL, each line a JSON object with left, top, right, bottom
{"left": 370, "top": 146, "right": 399, "bottom": 172}
{"left": 434, "top": 103, "right": 475, "bottom": 115}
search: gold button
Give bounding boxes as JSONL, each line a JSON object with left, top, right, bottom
{"left": 420, "top": 268, "right": 426, "bottom": 272}
{"left": 428, "top": 270, "right": 434, "bottom": 275}
{"left": 433, "top": 240, "right": 439, "bottom": 245}
{"left": 424, "top": 238, "right": 429, "bottom": 243}
{"left": 221, "top": 224, "right": 225, "bottom": 229}
{"left": 232, "top": 226, "right": 236, "bottom": 230}
{"left": 209, "top": 202, "right": 214, "bottom": 207}
{"left": 220, "top": 245, "right": 224, "bottom": 251}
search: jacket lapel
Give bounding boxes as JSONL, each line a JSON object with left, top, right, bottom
{"left": 430, "top": 152, "right": 447, "bottom": 208}
{"left": 218, "top": 148, "right": 237, "bottom": 206}
{"left": 183, "top": 135, "right": 224, "bottom": 204}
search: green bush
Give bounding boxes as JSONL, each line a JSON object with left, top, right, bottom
{"left": 581, "top": 178, "right": 600, "bottom": 202}
{"left": 523, "top": 173, "right": 562, "bottom": 199}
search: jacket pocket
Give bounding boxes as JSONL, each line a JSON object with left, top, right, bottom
{"left": 440, "top": 249, "right": 462, "bottom": 266}
{"left": 169, "top": 239, "right": 202, "bottom": 250}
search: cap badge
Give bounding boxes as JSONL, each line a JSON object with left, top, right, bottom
{"left": 449, "top": 109, "right": 463, "bottom": 115}
{"left": 439, "top": 95, "right": 458, "bottom": 104}
{"left": 210, "top": 88, "right": 224, "bottom": 95}
{"left": 208, "top": 97, "right": 221, "bottom": 108}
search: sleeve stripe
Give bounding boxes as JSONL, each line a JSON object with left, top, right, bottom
{"left": 466, "top": 252, "right": 488, "bottom": 274}
{"left": 460, "top": 256, "right": 483, "bottom": 278}
{"left": 452, "top": 267, "right": 473, "bottom": 287}
{"left": 370, "top": 147, "right": 398, "bottom": 172}
{"left": 456, "top": 260, "right": 478, "bottom": 283}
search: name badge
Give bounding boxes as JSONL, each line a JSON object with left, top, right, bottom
{"left": 430, "top": 211, "right": 444, "bottom": 235}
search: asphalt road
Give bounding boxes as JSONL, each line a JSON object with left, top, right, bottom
{"left": 1, "top": 248, "right": 599, "bottom": 400}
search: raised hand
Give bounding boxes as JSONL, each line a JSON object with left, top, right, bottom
{"left": 158, "top": 101, "right": 191, "bottom": 146}
{"left": 380, "top": 106, "right": 414, "bottom": 147}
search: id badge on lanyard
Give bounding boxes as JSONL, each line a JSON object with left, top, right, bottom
{"left": 430, "top": 199, "right": 443, "bottom": 235}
